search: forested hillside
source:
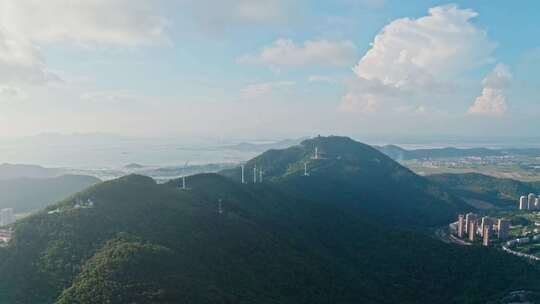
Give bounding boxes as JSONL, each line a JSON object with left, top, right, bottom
{"left": 0, "top": 137, "right": 539, "bottom": 303}
{"left": 428, "top": 173, "right": 540, "bottom": 208}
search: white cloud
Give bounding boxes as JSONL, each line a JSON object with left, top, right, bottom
{"left": 0, "top": 29, "right": 58, "bottom": 85}
{"left": 342, "top": 4, "right": 496, "bottom": 113}
{"left": 238, "top": 39, "right": 357, "bottom": 68}
{"left": 182, "top": 0, "right": 293, "bottom": 32}
{"left": 468, "top": 64, "right": 512, "bottom": 116}
{"left": 339, "top": 92, "right": 380, "bottom": 114}
{"left": 240, "top": 81, "right": 295, "bottom": 100}
{"left": 0, "top": 0, "right": 168, "bottom": 47}
{"left": 0, "top": 0, "right": 168, "bottom": 86}
{"left": 0, "top": 85, "right": 25, "bottom": 100}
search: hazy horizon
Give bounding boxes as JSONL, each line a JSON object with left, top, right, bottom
{"left": 2, "top": 132, "right": 540, "bottom": 168}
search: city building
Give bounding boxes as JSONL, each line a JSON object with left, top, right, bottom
{"left": 536, "top": 197, "right": 540, "bottom": 210}
{"left": 483, "top": 225, "right": 490, "bottom": 246}
{"left": 498, "top": 219, "right": 510, "bottom": 240}
{"left": 520, "top": 196, "right": 527, "bottom": 210}
{"left": 0, "top": 209, "right": 15, "bottom": 226}
{"left": 529, "top": 193, "right": 536, "bottom": 210}
{"left": 480, "top": 217, "right": 492, "bottom": 237}
{"left": 457, "top": 214, "right": 465, "bottom": 238}
{"left": 465, "top": 213, "right": 476, "bottom": 234}
{"left": 469, "top": 219, "right": 477, "bottom": 242}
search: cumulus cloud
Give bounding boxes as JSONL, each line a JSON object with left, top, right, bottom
{"left": 342, "top": 4, "right": 496, "bottom": 113}
{"left": 238, "top": 39, "right": 357, "bottom": 68}
{"left": 468, "top": 64, "right": 512, "bottom": 116}
{"left": 0, "top": 0, "right": 168, "bottom": 86}
{"left": 0, "top": 30, "right": 58, "bottom": 85}
{"left": 240, "top": 81, "right": 295, "bottom": 100}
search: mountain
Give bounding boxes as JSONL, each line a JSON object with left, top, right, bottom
{"left": 428, "top": 173, "right": 540, "bottom": 209}
{"left": 0, "top": 175, "right": 101, "bottom": 213}
{"left": 1, "top": 137, "right": 539, "bottom": 303}
{"left": 222, "top": 136, "right": 469, "bottom": 227}
{"left": 0, "top": 163, "right": 62, "bottom": 180}
{"left": 376, "top": 145, "right": 540, "bottom": 160}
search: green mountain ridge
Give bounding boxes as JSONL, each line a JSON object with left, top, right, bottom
{"left": 1, "top": 137, "right": 539, "bottom": 303}
{"left": 428, "top": 172, "right": 540, "bottom": 208}
{"left": 222, "top": 136, "right": 470, "bottom": 226}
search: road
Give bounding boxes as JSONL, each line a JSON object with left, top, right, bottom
{"left": 435, "top": 223, "right": 540, "bottom": 262}
{"left": 434, "top": 225, "right": 471, "bottom": 246}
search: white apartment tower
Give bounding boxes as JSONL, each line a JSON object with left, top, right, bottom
{"left": 519, "top": 196, "right": 527, "bottom": 210}
{"left": 480, "top": 217, "right": 492, "bottom": 237}
{"left": 465, "top": 213, "right": 476, "bottom": 234}
{"left": 468, "top": 219, "right": 477, "bottom": 242}
{"left": 528, "top": 193, "right": 536, "bottom": 210}
{"left": 498, "top": 219, "right": 510, "bottom": 240}
{"left": 482, "top": 225, "right": 491, "bottom": 246}
{"left": 457, "top": 214, "right": 465, "bottom": 238}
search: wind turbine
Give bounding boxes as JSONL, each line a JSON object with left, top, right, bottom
{"left": 312, "top": 147, "right": 320, "bottom": 160}
{"left": 253, "top": 166, "right": 257, "bottom": 184}
{"left": 181, "top": 161, "right": 189, "bottom": 190}
{"left": 241, "top": 164, "right": 246, "bottom": 184}
{"left": 304, "top": 162, "right": 310, "bottom": 176}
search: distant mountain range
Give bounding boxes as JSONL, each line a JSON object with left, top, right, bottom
{"left": 0, "top": 163, "right": 63, "bottom": 180}
{"left": 0, "top": 175, "right": 101, "bottom": 213}
{"left": 1, "top": 136, "right": 539, "bottom": 303}
{"left": 221, "top": 137, "right": 307, "bottom": 152}
{"left": 376, "top": 144, "right": 540, "bottom": 160}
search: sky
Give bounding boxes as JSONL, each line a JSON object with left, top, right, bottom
{"left": 0, "top": 0, "right": 538, "bottom": 142}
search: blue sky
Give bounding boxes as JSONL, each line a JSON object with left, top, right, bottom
{"left": 0, "top": 0, "right": 538, "bottom": 141}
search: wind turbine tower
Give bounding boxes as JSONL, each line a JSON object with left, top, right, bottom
{"left": 314, "top": 147, "right": 319, "bottom": 160}
{"left": 259, "top": 168, "right": 263, "bottom": 183}
{"left": 304, "top": 162, "right": 310, "bottom": 176}
{"left": 181, "top": 161, "right": 189, "bottom": 190}
{"left": 253, "top": 166, "right": 257, "bottom": 183}
{"left": 241, "top": 165, "right": 246, "bottom": 184}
